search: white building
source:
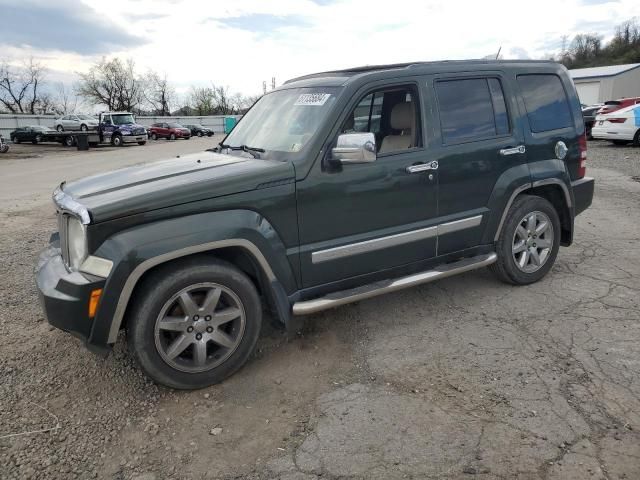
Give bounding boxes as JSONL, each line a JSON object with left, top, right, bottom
{"left": 569, "top": 63, "right": 640, "bottom": 105}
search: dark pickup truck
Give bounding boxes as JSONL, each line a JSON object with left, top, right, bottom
{"left": 37, "top": 60, "right": 594, "bottom": 389}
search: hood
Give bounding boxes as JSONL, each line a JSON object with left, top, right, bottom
{"left": 63, "top": 150, "right": 295, "bottom": 223}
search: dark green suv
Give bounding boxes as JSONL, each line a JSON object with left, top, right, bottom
{"left": 36, "top": 60, "right": 594, "bottom": 389}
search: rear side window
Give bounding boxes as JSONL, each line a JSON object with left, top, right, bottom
{"left": 517, "top": 74, "right": 573, "bottom": 132}
{"left": 435, "top": 78, "right": 510, "bottom": 143}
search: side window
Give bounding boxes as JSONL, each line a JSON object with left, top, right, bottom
{"left": 436, "top": 78, "right": 510, "bottom": 144}
{"left": 341, "top": 86, "right": 421, "bottom": 154}
{"left": 517, "top": 74, "right": 572, "bottom": 133}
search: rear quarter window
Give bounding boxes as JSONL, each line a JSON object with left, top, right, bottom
{"left": 517, "top": 74, "right": 573, "bottom": 133}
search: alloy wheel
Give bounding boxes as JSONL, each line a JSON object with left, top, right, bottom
{"left": 512, "top": 211, "right": 554, "bottom": 273}
{"left": 154, "top": 282, "right": 246, "bottom": 373}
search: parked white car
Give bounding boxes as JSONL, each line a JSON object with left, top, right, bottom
{"left": 591, "top": 104, "right": 640, "bottom": 146}
{"left": 54, "top": 114, "right": 99, "bottom": 132}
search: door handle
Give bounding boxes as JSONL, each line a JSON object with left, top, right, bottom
{"left": 406, "top": 160, "right": 438, "bottom": 174}
{"left": 499, "top": 145, "right": 526, "bottom": 156}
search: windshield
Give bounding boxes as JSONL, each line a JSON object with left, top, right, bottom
{"left": 168, "top": 123, "right": 183, "bottom": 128}
{"left": 224, "top": 87, "right": 339, "bottom": 153}
{"left": 112, "top": 114, "right": 135, "bottom": 125}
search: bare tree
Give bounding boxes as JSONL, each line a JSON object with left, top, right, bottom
{"left": 188, "top": 86, "right": 216, "bottom": 115}
{"left": 54, "top": 82, "right": 78, "bottom": 115}
{"left": 77, "top": 57, "right": 143, "bottom": 111}
{"left": 0, "top": 58, "right": 46, "bottom": 114}
{"left": 212, "top": 85, "right": 233, "bottom": 114}
{"left": 143, "top": 71, "right": 175, "bottom": 116}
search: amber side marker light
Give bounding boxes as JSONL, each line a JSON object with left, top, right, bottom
{"left": 88, "top": 289, "right": 103, "bottom": 318}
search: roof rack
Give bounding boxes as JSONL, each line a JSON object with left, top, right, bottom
{"left": 284, "top": 59, "right": 557, "bottom": 84}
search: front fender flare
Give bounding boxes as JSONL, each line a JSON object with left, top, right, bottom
{"left": 88, "top": 210, "right": 296, "bottom": 346}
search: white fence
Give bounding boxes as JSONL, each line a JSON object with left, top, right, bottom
{"left": 0, "top": 114, "right": 241, "bottom": 138}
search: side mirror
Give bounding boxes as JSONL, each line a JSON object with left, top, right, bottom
{"left": 331, "top": 132, "right": 376, "bottom": 164}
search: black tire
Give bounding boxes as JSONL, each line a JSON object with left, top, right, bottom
{"left": 197, "top": 131, "right": 203, "bottom": 137}
{"left": 80, "top": 124, "right": 88, "bottom": 132}
{"left": 126, "top": 257, "right": 262, "bottom": 389}
{"left": 33, "top": 134, "right": 42, "bottom": 145}
{"left": 184, "top": 136, "right": 190, "bottom": 140}
{"left": 633, "top": 129, "right": 640, "bottom": 147}
{"left": 56, "top": 125, "right": 64, "bottom": 132}
{"left": 151, "top": 133, "right": 158, "bottom": 141}
{"left": 112, "top": 134, "right": 123, "bottom": 147}
{"left": 11, "top": 136, "right": 18, "bottom": 144}
{"left": 207, "top": 132, "right": 213, "bottom": 137}
{"left": 169, "top": 133, "right": 176, "bottom": 141}
{"left": 64, "top": 135, "right": 75, "bottom": 147}
{"left": 138, "top": 141, "right": 147, "bottom": 146}
{"left": 490, "top": 195, "right": 561, "bottom": 285}
{"left": 612, "top": 140, "right": 630, "bottom": 146}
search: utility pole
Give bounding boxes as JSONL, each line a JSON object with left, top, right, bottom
{"left": 262, "top": 81, "right": 267, "bottom": 94}
{"left": 271, "top": 77, "right": 276, "bottom": 90}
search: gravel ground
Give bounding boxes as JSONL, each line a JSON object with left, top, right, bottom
{"left": 0, "top": 142, "right": 639, "bottom": 480}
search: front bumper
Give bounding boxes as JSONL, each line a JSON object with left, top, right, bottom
{"left": 571, "top": 177, "right": 595, "bottom": 217}
{"left": 36, "top": 242, "right": 107, "bottom": 354}
{"left": 122, "top": 133, "right": 148, "bottom": 144}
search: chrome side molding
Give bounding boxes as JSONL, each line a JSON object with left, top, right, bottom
{"left": 293, "top": 252, "right": 497, "bottom": 315}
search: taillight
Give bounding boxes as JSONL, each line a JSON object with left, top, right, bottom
{"left": 607, "top": 118, "right": 626, "bottom": 123}
{"left": 578, "top": 134, "right": 587, "bottom": 178}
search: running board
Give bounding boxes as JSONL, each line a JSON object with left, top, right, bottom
{"left": 292, "top": 252, "right": 497, "bottom": 315}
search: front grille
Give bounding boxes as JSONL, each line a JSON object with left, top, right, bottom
{"left": 133, "top": 128, "right": 145, "bottom": 135}
{"left": 58, "top": 213, "right": 69, "bottom": 266}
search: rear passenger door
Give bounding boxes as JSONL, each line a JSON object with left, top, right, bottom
{"left": 427, "top": 73, "right": 527, "bottom": 255}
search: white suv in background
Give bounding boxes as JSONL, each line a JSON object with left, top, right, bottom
{"left": 55, "top": 114, "right": 99, "bottom": 132}
{"left": 592, "top": 104, "right": 640, "bottom": 146}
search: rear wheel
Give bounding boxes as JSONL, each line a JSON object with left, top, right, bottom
{"left": 633, "top": 129, "right": 640, "bottom": 147}
{"left": 126, "top": 257, "right": 262, "bottom": 389}
{"left": 11, "top": 136, "right": 18, "bottom": 144}
{"left": 197, "top": 131, "right": 203, "bottom": 137}
{"left": 64, "top": 135, "right": 75, "bottom": 147}
{"left": 56, "top": 125, "right": 64, "bottom": 132}
{"left": 138, "top": 141, "right": 146, "bottom": 146}
{"left": 491, "top": 195, "right": 560, "bottom": 285}
{"left": 151, "top": 133, "right": 158, "bottom": 141}
{"left": 33, "top": 134, "right": 43, "bottom": 144}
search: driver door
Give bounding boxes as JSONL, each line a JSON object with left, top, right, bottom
{"left": 296, "top": 82, "right": 439, "bottom": 288}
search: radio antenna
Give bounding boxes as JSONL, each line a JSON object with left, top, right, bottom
{"left": 496, "top": 46, "right": 502, "bottom": 59}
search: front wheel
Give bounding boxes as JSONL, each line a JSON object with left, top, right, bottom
{"left": 633, "top": 129, "right": 640, "bottom": 147}
{"left": 33, "top": 134, "right": 42, "bottom": 144}
{"left": 169, "top": 133, "right": 176, "bottom": 141}
{"left": 138, "top": 141, "right": 146, "bottom": 146}
{"left": 0, "top": 144, "right": 8, "bottom": 153}
{"left": 126, "top": 257, "right": 262, "bottom": 389}
{"left": 112, "top": 135, "right": 123, "bottom": 147}
{"left": 491, "top": 195, "right": 561, "bottom": 285}
{"left": 151, "top": 133, "right": 158, "bottom": 141}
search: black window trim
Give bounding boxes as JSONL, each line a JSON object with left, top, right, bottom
{"left": 434, "top": 75, "right": 513, "bottom": 147}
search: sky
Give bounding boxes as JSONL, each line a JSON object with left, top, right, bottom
{"left": 1, "top": 0, "right": 639, "bottom": 98}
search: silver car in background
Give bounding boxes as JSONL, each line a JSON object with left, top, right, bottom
{"left": 55, "top": 114, "right": 99, "bottom": 132}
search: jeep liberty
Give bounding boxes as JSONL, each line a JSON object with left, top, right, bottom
{"left": 36, "top": 61, "right": 594, "bottom": 389}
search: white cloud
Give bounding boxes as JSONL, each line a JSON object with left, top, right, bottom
{"left": 2, "top": 0, "right": 639, "bottom": 96}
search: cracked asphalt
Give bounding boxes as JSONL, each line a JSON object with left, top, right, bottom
{"left": 0, "top": 139, "right": 638, "bottom": 479}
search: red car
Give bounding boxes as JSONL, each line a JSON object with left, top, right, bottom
{"left": 149, "top": 122, "right": 191, "bottom": 140}
{"left": 596, "top": 97, "right": 640, "bottom": 115}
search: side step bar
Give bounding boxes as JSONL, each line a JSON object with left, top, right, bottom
{"left": 292, "top": 252, "right": 497, "bottom": 315}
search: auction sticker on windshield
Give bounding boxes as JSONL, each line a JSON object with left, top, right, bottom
{"left": 294, "top": 93, "right": 331, "bottom": 106}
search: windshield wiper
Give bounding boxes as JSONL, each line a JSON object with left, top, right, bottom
{"left": 218, "top": 143, "right": 265, "bottom": 158}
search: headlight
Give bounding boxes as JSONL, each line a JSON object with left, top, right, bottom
{"left": 122, "top": 130, "right": 132, "bottom": 135}
{"left": 67, "top": 216, "right": 87, "bottom": 270}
